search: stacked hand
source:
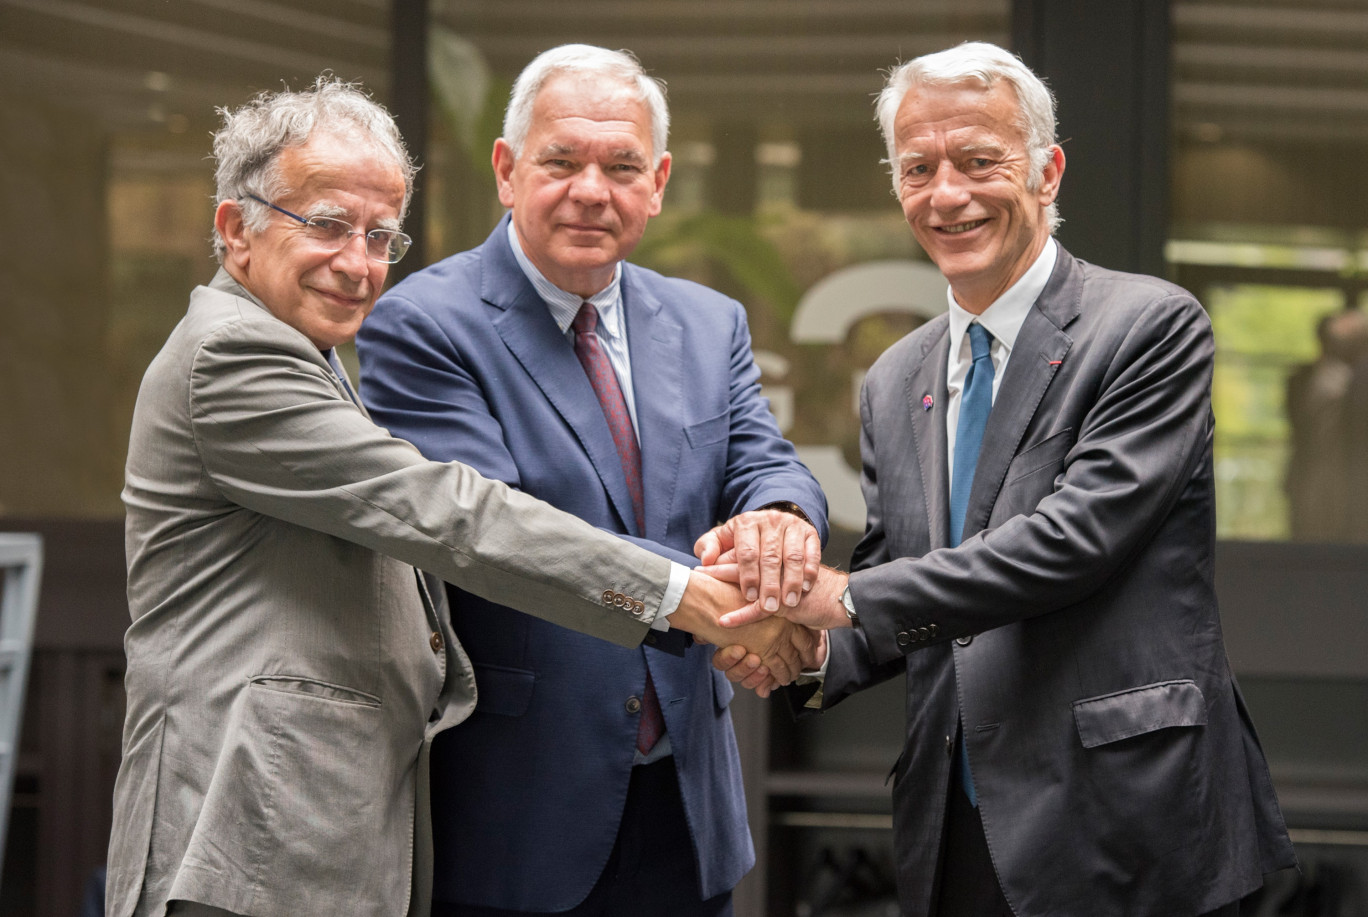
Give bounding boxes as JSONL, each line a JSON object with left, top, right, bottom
{"left": 671, "top": 570, "right": 819, "bottom": 687}
{"left": 687, "top": 509, "right": 850, "bottom": 697}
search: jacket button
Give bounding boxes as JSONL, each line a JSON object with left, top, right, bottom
{"left": 918, "top": 627, "right": 931, "bottom": 641}
{"left": 602, "top": 590, "right": 615, "bottom": 605}
{"left": 625, "top": 696, "right": 642, "bottom": 714}
{"left": 430, "top": 631, "right": 443, "bottom": 653}
{"left": 896, "top": 631, "right": 911, "bottom": 646}
{"left": 631, "top": 600, "right": 645, "bottom": 617}
{"left": 956, "top": 635, "right": 973, "bottom": 646}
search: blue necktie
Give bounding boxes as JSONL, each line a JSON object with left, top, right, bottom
{"left": 949, "top": 322, "right": 995, "bottom": 547}
{"left": 950, "top": 322, "right": 994, "bottom": 806}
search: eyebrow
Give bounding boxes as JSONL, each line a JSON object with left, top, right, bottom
{"left": 536, "top": 142, "right": 648, "bottom": 165}
{"left": 300, "top": 201, "right": 349, "bottom": 220}
{"left": 955, "top": 141, "right": 1007, "bottom": 157}
{"left": 303, "top": 201, "right": 401, "bottom": 232}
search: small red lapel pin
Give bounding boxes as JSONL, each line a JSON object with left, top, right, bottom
{"left": 922, "top": 394, "right": 934, "bottom": 411}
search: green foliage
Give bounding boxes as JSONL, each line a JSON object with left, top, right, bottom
{"left": 632, "top": 211, "right": 804, "bottom": 320}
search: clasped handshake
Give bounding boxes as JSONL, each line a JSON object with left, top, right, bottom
{"left": 669, "top": 509, "right": 851, "bottom": 699}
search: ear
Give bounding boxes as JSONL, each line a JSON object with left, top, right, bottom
{"left": 215, "top": 198, "right": 252, "bottom": 272}
{"left": 1037, "top": 145, "right": 1065, "bottom": 206}
{"left": 492, "top": 138, "right": 517, "bottom": 209}
{"left": 647, "top": 151, "right": 672, "bottom": 218}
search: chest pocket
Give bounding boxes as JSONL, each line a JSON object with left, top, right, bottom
{"left": 684, "top": 410, "right": 730, "bottom": 448}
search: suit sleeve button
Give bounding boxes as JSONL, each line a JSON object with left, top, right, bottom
{"left": 896, "top": 631, "right": 912, "bottom": 646}
{"left": 955, "top": 635, "right": 973, "bottom": 647}
{"left": 625, "top": 696, "right": 642, "bottom": 714}
{"left": 631, "top": 600, "right": 645, "bottom": 617}
{"left": 603, "top": 590, "right": 615, "bottom": 605}
{"left": 918, "top": 627, "right": 930, "bottom": 641}
{"left": 430, "top": 631, "right": 443, "bottom": 653}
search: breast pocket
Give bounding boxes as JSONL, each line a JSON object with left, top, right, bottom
{"left": 996, "top": 428, "right": 1074, "bottom": 518}
{"left": 685, "top": 410, "right": 730, "bottom": 448}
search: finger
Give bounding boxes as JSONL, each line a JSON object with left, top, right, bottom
{"left": 693, "top": 522, "right": 727, "bottom": 565}
{"left": 765, "top": 639, "right": 800, "bottom": 685}
{"left": 779, "top": 522, "right": 809, "bottom": 608}
{"left": 732, "top": 514, "right": 762, "bottom": 604}
{"left": 712, "top": 643, "right": 748, "bottom": 672}
{"left": 695, "top": 563, "right": 741, "bottom": 584}
{"left": 719, "top": 602, "right": 771, "bottom": 627}
{"left": 801, "top": 530, "right": 822, "bottom": 596}
{"left": 722, "top": 651, "right": 763, "bottom": 684}
{"left": 740, "top": 666, "right": 771, "bottom": 692}
{"left": 754, "top": 518, "right": 785, "bottom": 614}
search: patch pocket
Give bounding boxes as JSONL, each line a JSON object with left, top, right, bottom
{"left": 472, "top": 663, "right": 536, "bottom": 717}
{"left": 684, "top": 411, "right": 730, "bottom": 448}
{"left": 249, "top": 675, "right": 381, "bottom": 707}
{"left": 1072, "top": 679, "right": 1207, "bottom": 749}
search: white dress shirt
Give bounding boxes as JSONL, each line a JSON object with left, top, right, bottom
{"left": 945, "top": 237, "right": 1058, "bottom": 481}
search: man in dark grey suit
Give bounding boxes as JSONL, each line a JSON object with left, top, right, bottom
{"left": 106, "top": 76, "right": 810, "bottom": 917}
{"left": 717, "top": 41, "right": 1296, "bottom": 917}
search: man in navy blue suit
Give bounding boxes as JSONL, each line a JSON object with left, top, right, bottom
{"left": 357, "top": 44, "right": 827, "bottom": 917}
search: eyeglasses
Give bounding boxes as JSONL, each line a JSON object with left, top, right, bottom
{"left": 245, "top": 193, "right": 412, "bottom": 264}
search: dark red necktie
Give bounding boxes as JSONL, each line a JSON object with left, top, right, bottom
{"left": 571, "top": 301, "right": 662, "bottom": 754}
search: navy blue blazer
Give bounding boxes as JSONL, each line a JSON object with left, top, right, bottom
{"left": 356, "top": 217, "right": 828, "bottom": 910}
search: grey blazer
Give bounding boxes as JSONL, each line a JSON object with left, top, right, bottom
{"left": 107, "top": 271, "right": 674, "bottom": 917}
{"left": 823, "top": 249, "right": 1297, "bottom": 917}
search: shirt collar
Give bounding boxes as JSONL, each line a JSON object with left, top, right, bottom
{"left": 946, "top": 236, "right": 1058, "bottom": 355}
{"left": 506, "top": 218, "right": 625, "bottom": 339}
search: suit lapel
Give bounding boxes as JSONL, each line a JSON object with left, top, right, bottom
{"left": 481, "top": 223, "right": 643, "bottom": 536}
{"left": 904, "top": 320, "right": 952, "bottom": 550}
{"left": 963, "top": 251, "right": 1080, "bottom": 538}
{"left": 622, "top": 269, "right": 682, "bottom": 542}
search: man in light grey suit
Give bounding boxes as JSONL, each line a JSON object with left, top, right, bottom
{"left": 106, "top": 77, "right": 810, "bottom": 917}
{"left": 717, "top": 42, "right": 1296, "bottom": 917}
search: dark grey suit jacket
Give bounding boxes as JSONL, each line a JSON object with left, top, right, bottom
{"left": 823, "top": 248, "right": 1296, "bottom": 917}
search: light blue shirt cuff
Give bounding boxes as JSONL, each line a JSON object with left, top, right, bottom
{"left": 653, "top": 561, "right": 692, "bottom": 631}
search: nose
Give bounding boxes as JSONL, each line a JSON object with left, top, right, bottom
{"left": 330, "top": 230, "right": 370, "bottom": 281}
{"left": 927, "top": 163, "right": 972, "bottom": 212}
{"left": 568, "top": 165, "right": 611, "bottom": 205}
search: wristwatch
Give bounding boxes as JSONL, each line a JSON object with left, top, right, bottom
{"left": 762, "top": 500, "right": 813, "bottom": 526}
{"left": 839, "top": 586, "right": 859, "bottom": 628}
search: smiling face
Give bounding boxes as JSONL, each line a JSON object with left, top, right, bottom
{"left": 893, "top": 80, "right": 1064, "bottom": 314}
{"left": 215, "top": 131, "right": 406, "bottom": 350}
{"left": 494, "top": 72, "right": 671, "bottom": 298}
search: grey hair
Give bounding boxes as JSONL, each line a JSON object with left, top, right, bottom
{"left": 502, "top": 44, "right": 669, "bottom": 167}
{"left": 211, "top": 74, "right": 416, "bottom": 260}
{"left": 875, "top": 41, "right": 1061, "bottom": 231}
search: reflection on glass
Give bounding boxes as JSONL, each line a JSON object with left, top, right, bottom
{"left": 1208, "top": 284, "right": 1344, "bottom": 540}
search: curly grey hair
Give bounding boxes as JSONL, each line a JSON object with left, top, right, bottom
{"left": 875, "top": 42, "right": 1062, "bottom": 232}
{"left": 502, "top": 44, "right": 669, "bottom": 167}
{"left": 211, "top": 75, "right": 416, "bottom": 260}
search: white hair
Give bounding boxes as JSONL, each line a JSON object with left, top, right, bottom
{"left": 502, "top": 44, "right": 669, "bottom": 167}
{"left": 875, "top": 41, "right": 1061, "bottom": 231}
{"left": 211, "top": 74, "right": 416, "bottom": 260}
